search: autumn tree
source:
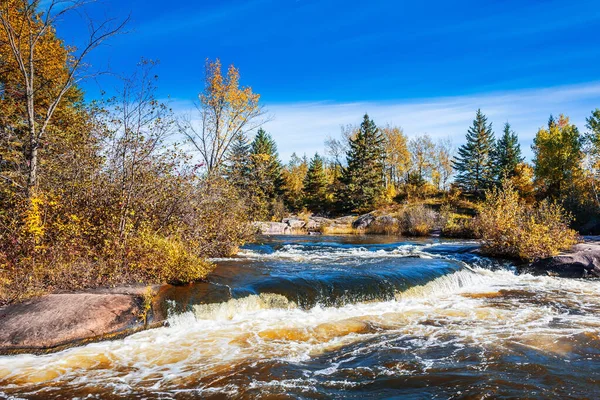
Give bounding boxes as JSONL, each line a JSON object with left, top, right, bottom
{"left": 100, "top": 60, "right": 177, "bottom": 243}
{"left": 583, "top": 109, "right": 600, "bottom": 206}
{"left": 509, "top": 162, "right": 535, "bottom": 202}
{"left": 532, "top": 114, "right": 583, "bottom": 200}
{"left": 281, "top": 153, "right": 308, "bottom": 212}
{"left": 453, "top": 109, "right": 496, "bottom": 194}
{"left": 433, "top": 138, "right": 454, "bottom": 191}
{"left": 303, "top": 153, "right": 328, "bottom": 213}
{"left": 408, "top": 134, "right": 436, "bottom": 187}
{"left": 494, "top": 122, "right": 523, "bottom": 180}
{"left": 381, "top": 125, "right": 410, "bottom": 188}
{"left": 0, "top": 0, "right": 126, "bottom": 197}
{"left": 339, "top": 114, "right": 385, "bottom": 213}
{"left": 180, "top": 59, "right": 266, "bottom": 176}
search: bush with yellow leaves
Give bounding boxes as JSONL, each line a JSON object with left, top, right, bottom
{"left": 474, "top": 181, "right": 578, "bottom": 261}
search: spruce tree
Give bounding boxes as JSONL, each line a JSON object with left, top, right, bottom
{"left": 339, "top": 114, "right": 386, "bottom": 213}
{"left": 453, "top": 109, "right": 496, "bottom": 194}
{"left": 225, "top": 132, "right": 251, "bottom": 190}
{"left": 494, "top": 122, "right": 523, "bottom": 181}
{"left": 303, "top": 153, "right": 329, "bottom": 213}
{"left": 249, "top": 128, "right": 284, "bottom": 219}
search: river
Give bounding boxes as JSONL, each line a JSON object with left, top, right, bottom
{"left": 1, "top": 235, "right": 599, "bottom": 399}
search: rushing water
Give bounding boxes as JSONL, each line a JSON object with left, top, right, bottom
{"left": 1, "top": 235, "right": 600, "bottom": 399}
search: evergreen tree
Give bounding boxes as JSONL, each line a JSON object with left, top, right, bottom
{"left": 495, "top": 122, "right": 523, "bottom": 180}
{"left": 339, "top": 114, "right": 386, "bottom": 213}
{"left": 249, "top": 128, "right": 284, "bottom": 219}
{"left": 225, "top": 132, "right": 251, "bottom": 190}
{"left": 453, "top": 109, "right": 496, "bottom": 194}
{"left": 303, "top": 153, "right": 328, "bottom": 213}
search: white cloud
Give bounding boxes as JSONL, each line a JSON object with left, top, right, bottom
{"left": 263, "top": 82, "right": 600, "bottom": 161}
{"left": 170, "top": 82, "right": 600, "bottom": 162}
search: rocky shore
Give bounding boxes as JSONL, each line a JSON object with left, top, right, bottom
{"left": 1, "top": 233, "right": 597, "bottom": 355}
{"left": 0, "top": 285, "right": 167, "bottom": 355}
{"left": 527, "top": 240, "right": 600, "bottom": 278}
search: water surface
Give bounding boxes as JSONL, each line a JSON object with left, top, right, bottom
{"left": 1, "top": 236, "right": 599, "bottom": 399}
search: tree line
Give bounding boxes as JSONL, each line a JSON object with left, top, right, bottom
{"left": 1, "top": 0, "right": 600, "bottom": 303}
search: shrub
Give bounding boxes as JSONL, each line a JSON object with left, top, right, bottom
{"left": 129, "top": 232, "right": 214, "bottom": 284}
{"left": 401, "top": 204, "right": 439, "bottom": 236}
{"left": 365, "top": 215, "right": 401, "bottom": 235}
{"left": 473, "top": 181, "right": 578, "bottom": 261}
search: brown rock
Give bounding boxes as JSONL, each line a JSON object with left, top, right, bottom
{"left": 528, "top": 242, "right": 600, "bottom": 278}
{"left": 0, "top": 293, "right": 146, "bottom": 354}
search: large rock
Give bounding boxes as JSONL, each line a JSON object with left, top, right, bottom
{"left": 305, "top": 217, "right": 332, "bottom": 231}
{"left": 352, "top": 213, "right": 376, "bottom": 229}
{"left": 528, "top": 243, "right": 600, "bottom": 278}
{"left": 254, "top": 221, "right": 291, "bottom": 235}
{"left": 0, "top": 291, "right": 153, "bottom": 354}
{"left": 282, "top": 217, "right": 306, "bottom": 230}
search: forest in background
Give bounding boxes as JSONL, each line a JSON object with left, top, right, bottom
{"left": 1, "top": 1, "right": 599, "bottom": 304}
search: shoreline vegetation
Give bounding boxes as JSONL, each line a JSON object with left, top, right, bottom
{"left": 1, "top": 1, "right": 600, "bottom": 309}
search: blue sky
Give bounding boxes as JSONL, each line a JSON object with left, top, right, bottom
{"left": 55, "top": 0, "right": 600, "bottom": 160}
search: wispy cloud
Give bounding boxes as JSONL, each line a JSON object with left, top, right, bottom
{"left": 170, "top": 81, "right": 600, "bottom": 162}
{"left": 262, "top": 82, "right": 600, "bottom": 161}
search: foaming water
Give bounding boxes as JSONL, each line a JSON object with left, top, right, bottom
{"left": 1, "top": 236, "right": 599, "bottom": 399}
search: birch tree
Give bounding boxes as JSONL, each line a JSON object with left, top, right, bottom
{"left": 180, "top": 59, "right": 266, "bottom": 176}
{"left": 0, "top": 0, "right": 127, "bottom": 196}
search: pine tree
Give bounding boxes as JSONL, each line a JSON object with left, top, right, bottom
{"left": 249, "top": 128, "right": 284, "bottom": 219}
{"left": 303, "top": 153, "right": 328, "bottom": 213}
{"left": 495, "top": 122, "right": 523, "bottom": 180}
{"left": 339, "top": 114, "right": 386, "bottom": 213}
{"left": 453, "top": 109, "right": 496, "bottom": 194}
{"left": 225, "top": 132, "right": 251, "bottom": 190}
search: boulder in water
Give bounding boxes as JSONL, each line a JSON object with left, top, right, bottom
{"left": 528, "top": 243, "right": 600, "bottom": 278}
{"left": 0, "top": 288, "right": 163, "bottom": 354}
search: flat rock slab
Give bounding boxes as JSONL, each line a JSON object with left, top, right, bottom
{"left": 0, "top": 293, "right": 144, "bottom": 354}
{"left": 528, "top": 243, "right": 600, "bottom": 278}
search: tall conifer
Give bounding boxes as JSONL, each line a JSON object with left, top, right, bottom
{"left": 339, "top": 114, "right": 386, "bottom": 212}
{"left": 453, "top": 109, "right": 496, "bottom": 193}
{"left": 249, "top": 128, "right": 284, "bottom": 219}
{"left": 303, "top": 153, "right": 328, "bottom": 213}
{"left": 494, "top": 122, "right": 523, "bottom": 180}
{"left": 226, "top": 132, "right": 251, "bottom": 190}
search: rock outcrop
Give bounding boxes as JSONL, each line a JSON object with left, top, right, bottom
{"left": 254, "top": 221, "right": 291, "bottom": 235}
{"left": 352, "top": 213, "right": 375, "bottom": 229}
{"left": 0, "top": 286, "right": 165, "bottom": 355}
{"left": 527, "top": 242, "right": 600, "bottom": 278}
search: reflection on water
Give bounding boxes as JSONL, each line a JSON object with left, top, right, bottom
{"left": 0, "top": 235, "right": 599, "bottom": 399}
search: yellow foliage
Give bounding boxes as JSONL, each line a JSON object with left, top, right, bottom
{"left": 130, "top": 231, "right": 214, "bottom": 284}
{"left": 474, "top": 181, "right": 578, "bottom": 261}
{"left": 23, "top": 195, "right": 45, "bottom": 245}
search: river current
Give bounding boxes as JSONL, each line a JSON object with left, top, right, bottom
{"left": 1, "top": 235, "right": 599, "bottom": 399}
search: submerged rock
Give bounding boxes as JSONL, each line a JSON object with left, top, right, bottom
{"left": 528, "top": 243, "right": 600, "bottom": 278}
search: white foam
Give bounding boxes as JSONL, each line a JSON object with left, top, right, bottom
{"left": 0, "top": 267, "right": 598, "bottom": 396}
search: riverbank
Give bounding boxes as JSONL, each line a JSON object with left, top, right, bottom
{"left": 0, "top": 285, "right": 164, "bottom": 355}
{"left": 1, "top": 235, "right": 599, "bottom": 398}
{"left": 1, "top": 235, "right": 597, "bottom": 356}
